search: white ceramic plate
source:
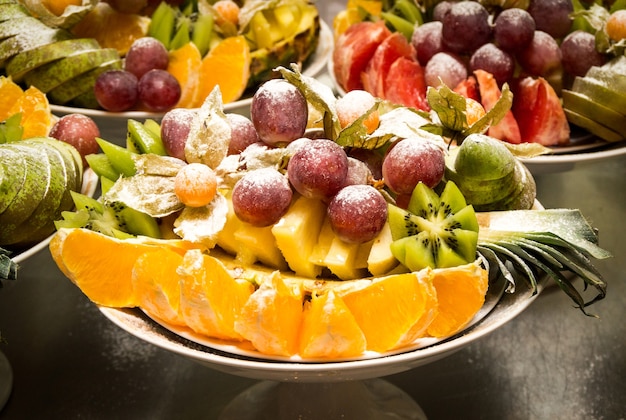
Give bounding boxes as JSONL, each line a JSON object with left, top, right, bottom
{"left": 50, "top": 21, "right": 334, "bottom": 144}
{"left": 11, "top": 168, "right": 99, "bottom": 264}
{"left": 142, "top": 272, "right": 506, "bottom": 363}
{"left": 99, "top": 271, "right": 544, "bottom": 382}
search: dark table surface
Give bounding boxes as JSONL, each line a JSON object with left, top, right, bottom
{"left": 2, "top": 4, "right": 626, "bottom": 418}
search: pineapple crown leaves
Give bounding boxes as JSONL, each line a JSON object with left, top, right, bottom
{"left": 0, "top": 248, "right": 18, "bottom": 283}
{"left": 476, "top": 209, "right": 612, "bottom": 316}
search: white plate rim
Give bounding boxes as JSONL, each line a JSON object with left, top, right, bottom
{"left": 49, "top": 20, "right": 334, "bottom": 118}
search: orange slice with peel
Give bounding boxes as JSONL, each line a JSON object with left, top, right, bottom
{"left": 49, "top": 228, "right": 204, "bottom": 307}
{"left": 338, "top": 270, "right": 438, "bottom": 353}
{"left": 234, "top": 272, "right": 304, "bottom": 357}
{"left": 132, "top": 247, "right": 186, "bottom": 326}
{"left": 194, "top": 35, "right": 250, "bottom": 106}
{"left": 167, "top": 42, "right": 202, "bottom": 109}
{"left": 178, "top": 249, "right": 254, "bottom": 341}
{"left": 427, "top": 260, "right": 489, "bottom": 338}
{"left": 299, "top": 289, "right": 367, "bottom": 359}
{"left": 0, "top": 76, "right": 24, "bottom": 121}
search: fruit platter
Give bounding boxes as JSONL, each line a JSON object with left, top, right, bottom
{"left": 328, "top": 0, "right": 626, "bottom": 168}
{"left": 44, "top": 62, "right": 611, "bottom": 380}
{"left": 0, "top": 0, "right": 334, "bottom": 142}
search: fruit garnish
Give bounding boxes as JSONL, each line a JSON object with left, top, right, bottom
{"left": 0, "top": 76, "right": 53, "bottom": 139}
{"left": 388, "top": 181, "right": 480, "bottom": 271}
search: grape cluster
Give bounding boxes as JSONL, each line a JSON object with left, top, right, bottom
{"left": 412, "top": 0, "right": 607, "bottom": 89}
{"left": 94, "top": 37, "right": 181, "bottom": 112}
{"left": 159, "top": 80, "right": 448, "bottom": 245}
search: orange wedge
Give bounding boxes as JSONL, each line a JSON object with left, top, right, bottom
{"left": 132, "top": 247, "right": 186, "bottom": 326}
{"left": 10, "top": 86, "right": 53, "bottom": 139}
{"left": 299, "top": 289, "right": 367, "bottom": 359}
{"left": 194, "top": 35, "right": 250, "bottom": 106}
{"left": 0, "top": 76, "right": 24, "bottom": 121}
{"left": 339, "top": 270, "right": 437, "bottom": 353}
{"left": 234, "top": 272, "right": 304, "bottom": 356}
{"left": 71, "top": 3, "right": 149, "bottom": 55}
{"left": 49, "top": 228, "right": 204, "bottom": 307}
{"left": 427, "top": 260, "right": 489, "bottom": 338}
{"left": 178, "top": 249, "right": 254, "bottom": 341}
{"left": 167, "top": 42, "right": 203, "bottom": 108}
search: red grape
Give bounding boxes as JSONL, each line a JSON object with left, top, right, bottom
{"left": 441, "top": 1, "right": 491, "bottom": 54}
{"left": 424, "top": 52, "right": 468, "bottom": 89}
{"left": 327, "top": 184, "right": 388, "bottom": 244}
{"left": 493, "top": 8, "right": 536, "bottom": 52}
{"left": 560, "top": 30, "right": 607, "bottom": 77}
{"left": 382, "top": 138, "right": 445, "bottom": 194}
{"left": 231, "top": 168, "right": 293, "bottom": 227}
{"left": 411, "top": 21, "right": 445, "bottom": 66}
{"left": 287, "top": 138, "right": 348, "bottom": 200}
{"left": 516, "top": 30, "right": 562, "bottom": 77}
{"left": 94, "top": 70, "right": 138, "bottom": 112}
{"left": 137, "top": 69, "right": 181, "bottom": 112}
{"left": 48, "top": 113, "right": 100, "bottom": 165}
{"left": 160, "top": 107, "right": 196, "bottom": 160}
{"left": 528, "top": 0, "right": 573, "bottom": 39}
{"left": 125, "top": 37, "right": 169, "bottom": 79}
{"left": 250, "top": 79, "right": 308, "bottom": 146}
{"left": 226, "top": 113, "right": 260, "bottom": 155}
{"left": 470, "top": 43, "right": 515, "bottom": 86}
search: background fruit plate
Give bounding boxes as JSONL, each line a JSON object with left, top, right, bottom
{"left": 49, "top": 21, "right": 334, "bottom": 145}
{"left": 11, "top": 167, "right": 98, "bottom": 264}
{"left": 98, "top": 270, "right": 545, "bottom": 382}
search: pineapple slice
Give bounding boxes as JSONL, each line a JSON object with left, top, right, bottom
{"left": 309, "top": 216, "right": 335, "bottom": 266}
{"left": 323, "top": 237, "right": 369, "bottom": 280}
{"left": 272, "top": 195, "right": 326, "bottom": 278}
{"left": 367, "top": 222, "right": 400, "bottom": 276}
{"left": 234, "top": 224, "right": 288, "bottom": 271}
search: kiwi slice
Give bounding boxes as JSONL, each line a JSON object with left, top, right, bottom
{"left": 55, "top": 192, "right": 162, "bottom": 239}
{"left": 387, "top": 181, "right": 479, "bottom": 271}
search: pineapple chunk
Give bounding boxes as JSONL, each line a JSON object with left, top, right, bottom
{"left": 234, "top": 224, "right": 288, "bottom": 271}
{"left": 272, "top": 195, "right": 326, "bottom": 278}
{"left": 309, "top": 216, "right": 335, "bottom": 266}
{"left": 324, "top": 237, "right": 369, "bottom": 280}
{"left": 367, "top": 222, "right": 400, "bottom": 276}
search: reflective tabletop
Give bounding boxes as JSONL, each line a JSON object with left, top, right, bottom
{"left": 1, "top": 3, "right": 625, "bottom": 418}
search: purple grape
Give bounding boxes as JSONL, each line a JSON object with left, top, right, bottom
{"left": 432, "top": 1, "right": 453, "bottom": 21}
{"left": 231, "top": 168, "right": 293, "bottom": 227}
{"left": 287, "top": 139, "right": 348, "bottom": 200}
{"left": 137, "top": 69, "right": 181, "bottom": 112}
{"left": 494, "top": 8, "right": 536, "bottom": 52}
{"left": 560, "top": 30, "right": 607, "bottom": 77}
{"left": 528, "top": 0, "right": 574, "bottom": 39}
{"left": 516, "top": 30, "right": 563, "bottom": 76}
{"left": 382, "top": 139, "right": 445, "bottom": 194}
{"left": 470, "top": 43, "right": 515, "bottom": 86}
{"left": 327, "top": 184, "right": 388, "bottom": 244}
{"left": 226, "top": 113, "right": 260, "bottom": 155}
{"left": 424, "top": 52, "right": 468, "bottom": 89}
{"left": 411, "top": 21, "right": 445, "bottom": 66}
{"left": 160, "top": 107, "right": 197, "bottom": 160}
{"left": 124, "top": 37, "right": 169, "bottom": 79}
{"left": 250, "top": 79, "right": 308, "bottom": 146}
{"left": 441, "top": 1, "right": 492, "bottom": 54}
{"left": 94, "top": 70, "right": 138, "bottom": 112}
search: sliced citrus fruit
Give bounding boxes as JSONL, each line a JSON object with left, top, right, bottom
{"left": 167, "top": 42, "right": 202, "bottom": 108}
{"left": 49, "top": 228, "right": 203, "bottom": 307}
{"left": 338, "top": 270, "right": 437, "bottom": 353}
{"left": 0, "top": 76, "right": 24, "bottom": 121}
{"left": 9, "top": 86, "right": 53, "bottom": 139}
{"left": 427, "top": 260, "right": 489, "bottom": 338}
{"left": 299, "top": 289, "right": 366, "bottom": 359}
{"left": 71, "top": 3, "right": 149, "bottom": 55}
{"left": 132, "top": 247, "right": 186, "bottom": 326}
{"left": 194, "top": 35, "right": 250, "bottom": 106}
{"left": 234, "top": 272, "right": 304, "bottom": 356}
{"left": 178, "top": 249, "right": 254, "bottom": 341}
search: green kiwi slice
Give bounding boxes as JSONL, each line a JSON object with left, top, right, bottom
{"left": 388, "top": 181, "right": 479, "bottom": 271}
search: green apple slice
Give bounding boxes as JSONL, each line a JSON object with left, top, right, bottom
{"left": 7, "top": 141, "right": 68, "bottom": 246}
{"left": 23, "top": 47, "right": 120, "bottom": 93}
{"left": 5, "top": 37, "right": 100, "bottom": 82}
{"left": 0, "top": 28, "right": 71, "bottom": 66}
{"left": 562, "top": 90, "right": 626, "bottom": 138}
{"left": 0, "top": 144, "right": 50, "bottom": 245}
{"left": 0, "top": 3, "right": 31, "bottom": 23}
{"left": 48, "top": 57, "right": 122, "bottom": 104}
{"left": 563, "top": 109, "right": 624, "bottom": 143}
{"left": 0, "top": 147, "right": 27, "bottom": 215}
